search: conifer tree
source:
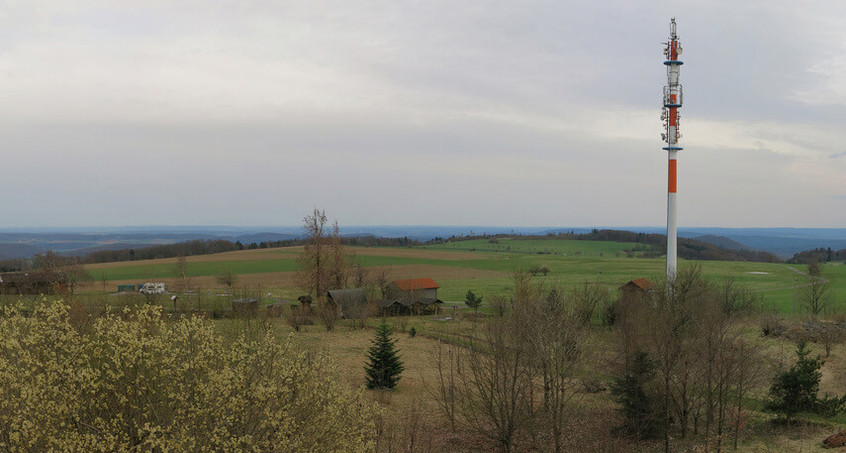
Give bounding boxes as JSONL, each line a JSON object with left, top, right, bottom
{"left": 767, "top": 341, "right": 823, "bottom": 422}
{"left": 465, "top": 289, "right": 483, "bottom": 312}
{"left": 365, "top": 320, "right": 404, "bottom": 389}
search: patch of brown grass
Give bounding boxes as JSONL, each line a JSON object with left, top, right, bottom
{"left": 85, "top": 247, "right": 300, "bottom": 271}
{"left": 84, "top": 245, "right": 488, "bottom": 273}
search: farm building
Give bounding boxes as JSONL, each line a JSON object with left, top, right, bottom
{"left": 619, "top": 278, "right": 655, "bottom": 293}
{"left": 383, "top": 278, "right": 443, "bottom": 315}
{"left": 388, "top": 278, "right": 440, "bottom": 301}
{"left": 0, "top": 272, "right": 55, "bottom": 295}
{"left": 379, "top": 297, "right": 443, "bottom": 316}
{"left": 327, "top": 288, "right": 369, "bottom": 318}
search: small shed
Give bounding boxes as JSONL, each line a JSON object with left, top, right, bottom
{"left": 327, "top": 288, "right": 368, "bottom": 318}
{"left": 232, "top": 298, "right": 259, "bottom": 314}
{"left": 0, "top": 272, "right": 54, "bottom": 295}
{"left": 619, "top": 278, "right": 654, "bottom": 293}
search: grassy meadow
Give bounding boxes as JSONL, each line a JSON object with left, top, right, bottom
{"left": 79, "top": 238, "right": 846, "bottom": 316}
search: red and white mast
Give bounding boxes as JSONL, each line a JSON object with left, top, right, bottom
{"left": 662, "top": 18, "right": 683, "bottom": 280}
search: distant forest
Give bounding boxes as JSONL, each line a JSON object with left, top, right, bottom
{"left": 436, "top": 229, "right": 783, "bottom": 263}
{"left": 3, "top": 229, "right": 841, "bottom": 274}
{"left": 787, "top": 247, "right": 846, "bottom": 265}
{"left": 0, "top": 236, "right": 421, "bottom": 272}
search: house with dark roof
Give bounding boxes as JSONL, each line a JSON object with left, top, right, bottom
{"left": 327, "top": 288, "right": 369, "bottom": 318}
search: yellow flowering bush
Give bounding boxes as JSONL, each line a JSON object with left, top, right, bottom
{"left": 0, "top": 301, "right": 377, "bottom": 452}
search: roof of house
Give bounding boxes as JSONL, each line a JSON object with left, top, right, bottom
{"left": 620, "top": 278, "right": 654, "bottom": 291}
{"left": 392, "top": 278, "right": 440, "bottom": 291}
{"left": 327, "top": 288, "right": 368, "bottom": 311}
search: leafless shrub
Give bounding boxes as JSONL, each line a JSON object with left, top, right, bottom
{"left": 760, "top": 313, "right": 787, "bottom": 337}
{"left": 459, "top": 318, "right": 534, "bottom": 453}
{"left": 317, "top": 301, "right": 339, "bottom": 331}
{"left": 284, "top": 305, "right": 309, "bottom": 332}
{"left": 428, "top": 341, "right": 459, "bottom": 432}
{"left": 803, "top": 278, "right": 832, "bottom": 318}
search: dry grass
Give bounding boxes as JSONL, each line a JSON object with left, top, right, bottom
{"left": 303, "top": 316, "right": 846, "bottom": 452}
{"left": 84, "top": 245, "right": 488, "bottom": 273}
{"left": 84, "top": 247, "right": 300, "bottom": 271}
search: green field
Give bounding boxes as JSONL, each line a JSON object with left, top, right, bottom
{"left": 423, "top": 237, "right": 648, "bottom": 256}
{"left": 82, "top": 238, "right": 846, "bottom": 315}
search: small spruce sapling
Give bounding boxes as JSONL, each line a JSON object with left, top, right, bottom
{"left": 464, "top": 290, "right": 483, "bottom": 313}
{"left": 365, "top": 320, "right": 404, "bottom": 389}
{"left": 767, "top": 341, "right": 833, "bottom": 422}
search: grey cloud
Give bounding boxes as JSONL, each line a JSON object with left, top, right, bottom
{"left": 0, "top": 1, "right": 844, "bottom": 227}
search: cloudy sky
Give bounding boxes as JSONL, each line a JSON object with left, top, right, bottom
{"left": 1, "top": 1, "right": 844, "bottom": 228}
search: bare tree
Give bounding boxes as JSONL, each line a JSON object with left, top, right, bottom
{"left": 428, "top": 341, "right": 460, "bottom": 432}
{"left": 351, "top": 256, "right": 368, "bottom": 288}
{"left": 731, "top": 338, "right": 766, "bottom": 450}
{"left": 317, "top": 303, "right": 339, "bottom": 331}
{"left": 615, "top": 266, "right": 768, "bottom": 451}
{"left": 294, "top": 210, "right": 352, "bottom": 320}
{"left": 570, "top": 282, "right": 605, "bottom": 325}
{"left": 802, "top": 278, "right": 831, "bottom": 318}
{"left": 523, "top": 285, "right": 589, "bottom": 452}
{"left": 327, "top": 220, "right": 349, "bottom": 291}
{"left": 174, "top": 254, "right": 192, "bottom": 293}
{"left": 460, "top": 318, "right": 534, "bottom": 453}
{"left": 215, "top": 270, "right": 237, "bottom": 291}
{"left": 293, "top": 209, "right": 330, "bottom": 298}
{"left": 645, "top": 266, "right": 711, "bottom": 452}
{"left": 284, "top": 305, "right": 308, "bottom": 332}
{"left": 33, "top": 251, "right": 91, "bottom": 295}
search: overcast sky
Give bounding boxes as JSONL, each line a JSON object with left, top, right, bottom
{"left": 1, "top": 1, "right": 845, "bottom": 228}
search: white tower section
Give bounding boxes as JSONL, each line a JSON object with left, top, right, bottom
{"left": 662, "top": 18, "right": 683, "bottom": 281}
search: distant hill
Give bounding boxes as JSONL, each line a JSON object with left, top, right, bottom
{"left": 0, "top": 225, "right": 842, "bottom": 261}
{"left": 692, "top": 235, "right": 755, "bottom": 251}
{"left": 0, "top": 243, "right": 43, "bottom": 260}
{"left": 229, "top": 233, "right": 302, "bottom": 244}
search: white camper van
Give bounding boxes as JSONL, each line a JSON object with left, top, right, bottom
{"left": 140, "top": 282, "right": 168, "bottom": 294}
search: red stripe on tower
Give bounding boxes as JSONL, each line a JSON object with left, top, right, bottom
{"left": 668, "top": 159, "right": 677, "bottom": 193}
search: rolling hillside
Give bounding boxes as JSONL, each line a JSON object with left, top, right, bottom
{"left": 78, "top": 238, "right": 845, "bottom": 314}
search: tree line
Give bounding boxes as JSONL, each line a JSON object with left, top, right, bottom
{"left": 788, "top": 247, "right": 846, "bottom": 265}
{"left": 435, "top": 229, "right": 782, "bottom": 263}
{"left": 0, "top": 235, "right": 422, "bottom": 273}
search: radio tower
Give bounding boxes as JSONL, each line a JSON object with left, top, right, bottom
{"left": 662, "top": 18, "right": 683, "bottom": 281}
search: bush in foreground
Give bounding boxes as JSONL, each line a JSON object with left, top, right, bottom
{"left": 0, "top": 300, "right": 377, "bottom": 452}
